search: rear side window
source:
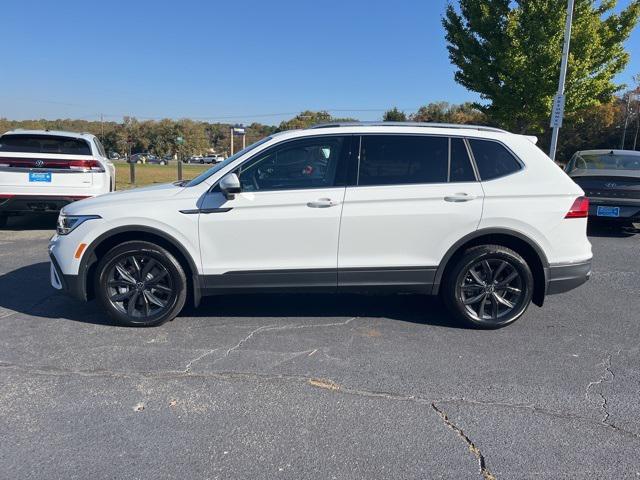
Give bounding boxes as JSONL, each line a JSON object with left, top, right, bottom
{"left": 468, "top": 139, "right": 522, "bottom": 181}
{"left": 0, "top": 134, "right": 92, "bottom": 155}
{"left": 449, "top": 137, "right": 476, "bottom": 182}
{"left": 358, "top": 135, "right": 448, "bottom": 185}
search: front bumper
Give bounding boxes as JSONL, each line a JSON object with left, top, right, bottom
{"left": 546, "top": 259, "right": 592, "bottom": 295}
{"left": 49, "top": 251, "right": 86, "bottom": 301}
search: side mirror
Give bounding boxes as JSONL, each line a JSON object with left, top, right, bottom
{"left": 219, "top": 173, "right": 241, "bottom": 200}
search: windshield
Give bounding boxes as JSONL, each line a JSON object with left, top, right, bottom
{"left": 570, "top": 153, "right": 640, "bottom": 172}
{"left": 185, "top": 137, "right": 272, "bottom": 187}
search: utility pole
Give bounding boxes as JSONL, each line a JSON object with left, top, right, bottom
{"left": 621, "top": 94, "right": 632, "bottom": 149}
{"left": 100, "top": 113, "right": 104, "bottom": 140}
{"left": 549, "top": 0, "right": 575, "bottom": 161}
{"left": 230, "top": 126, "right": 234, "bottom": 156}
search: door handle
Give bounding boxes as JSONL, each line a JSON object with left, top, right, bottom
{"left": 307, "top": 198, "right": 338, "bottom": 208}
{"left": 444, "top": 193, "right": 477, "bottom": 202}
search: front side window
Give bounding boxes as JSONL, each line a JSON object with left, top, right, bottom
{"left": 238, "top": 136, "right": 347, "bottom": 191}
{"left": 468, "top": 139, "right": 522, "bottom": 181}
{"left": 358, "top": 135, "right": 448, "bottom": 186}
{"left": 0, "top": 134, "right": 92, "bottom": 155}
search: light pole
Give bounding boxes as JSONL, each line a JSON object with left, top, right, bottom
{"left": 549, "top": 0, "right": 575, "bottom": 162}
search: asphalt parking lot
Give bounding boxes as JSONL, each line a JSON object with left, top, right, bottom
{"left": 1, "top": 215, "right": 639, "bottom": 479}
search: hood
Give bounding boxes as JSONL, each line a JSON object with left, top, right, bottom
{"left": 63, "top": 182, "right": 184, "bottom": 215}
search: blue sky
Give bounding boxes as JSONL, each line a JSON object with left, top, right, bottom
{"left": 0, "top": 0, "right": 638, "bottom": 124}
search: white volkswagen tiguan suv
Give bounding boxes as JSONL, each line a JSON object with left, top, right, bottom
{"left": 48, "top": 123, "right": 592, "bottom": 328}
{"left": 0, "top": 129, "right": 115, "bottom": 227}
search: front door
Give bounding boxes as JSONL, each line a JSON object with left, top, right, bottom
{"left": 198, "top": 135, "right": 352, "bottom": 289}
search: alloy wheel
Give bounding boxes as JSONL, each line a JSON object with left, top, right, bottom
{"left": 106, "top": 254, "right": 174, "bottom": 319}
{"left": 459, "top": 258, "right": 524, "bottom": 323}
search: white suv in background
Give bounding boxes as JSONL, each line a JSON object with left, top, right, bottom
{"left": 48, "top": 122, "right": 592, "bottom": 328}
{"left": 0, "top": 129, "right": 115, "bottom": 227}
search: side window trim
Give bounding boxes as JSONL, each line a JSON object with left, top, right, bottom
{"left": 463, "top": 137, "right": 481, "bottom": 181}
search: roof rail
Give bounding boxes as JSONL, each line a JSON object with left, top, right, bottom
{"left": 310, "top": 121, "right": 508, "bottom": 134}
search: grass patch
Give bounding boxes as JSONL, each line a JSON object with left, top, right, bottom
{"left": 114, "top": 162, "right": 210, "bottom": 190}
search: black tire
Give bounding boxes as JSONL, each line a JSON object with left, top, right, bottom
{"left": 94, "top": 241, "right": 187, "bottom": 327}
{"left": 441, "top": 245, "right": 534, "bottom": 329}
{"left": 0, "top": 215, "right": 7, "bottom": 228}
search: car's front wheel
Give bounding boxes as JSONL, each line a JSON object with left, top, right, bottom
{"left": 95, "top": 241, "right": 187, "bottom": 327}
{"left": 441, "top": 245, "right": 533, "bottom": 329}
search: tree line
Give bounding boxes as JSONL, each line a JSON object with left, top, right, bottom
{"left": 1, "top": 0, "right": 639, "bottom": 163}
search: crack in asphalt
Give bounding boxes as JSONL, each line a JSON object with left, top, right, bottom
{"left": 585, "top": 350, "right": 620, "bottom": 425}
{"left": 184, "top": 317, "right": 359, "bottom": 371}
{"left": 432, "top": 403, "right": 495, "bottom": 480}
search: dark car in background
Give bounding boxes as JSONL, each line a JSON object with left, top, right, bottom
{"left": 566, "top": 149, "right": 640, "bottom": 230}
{"left": 128, "top": 153, "right": 169, "bottom": 165}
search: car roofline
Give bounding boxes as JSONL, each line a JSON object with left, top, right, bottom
{"left": 309, "top": 121, "right": 508, "bottom": 134}
{"left": 1, "top": 129, "right": 97, "bottom": 140}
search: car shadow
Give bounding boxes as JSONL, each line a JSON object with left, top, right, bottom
{"left": 0, "top": 262, "right": 463, "bottom": 329}
{"left": 587, "top": 222, "right": 639, "bottom": 238}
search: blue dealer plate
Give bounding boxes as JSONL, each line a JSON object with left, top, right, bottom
{"left": 29, "top": 172, "right": 52, "bottom": 182}
{"left": 596, "top": 206, "right": 620, "bottom": 218}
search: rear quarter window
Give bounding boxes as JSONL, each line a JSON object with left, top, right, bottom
{"left": 0, "top": 134, "right": 92, "bottom": 155}
{"left": 468, "top": 139, "right": 522, "bottom": 181}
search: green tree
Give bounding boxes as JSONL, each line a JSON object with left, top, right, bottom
{"left": 276, "top": 111, "right": 356, "bottom": 131}
{"left": 443, "top": 0, "right": 640, "bottom": 133}
{"left": 383, "top": 107, "right": 408, "bottom": 121}
{"left": 410, "top": 102, "right": 487, "bottom": 124}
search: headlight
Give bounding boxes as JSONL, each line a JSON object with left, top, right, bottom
{"left": 56, "top": 214, "right": 101, "bottom": 235}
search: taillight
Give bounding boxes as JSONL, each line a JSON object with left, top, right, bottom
{"left": 565, "top": 196, "right": 589, "bottom": 218}
{"left": 68, "top": 160, "right": 104, "bottom": 172}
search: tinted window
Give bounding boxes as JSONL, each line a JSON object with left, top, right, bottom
{"left": 450, "top": 138, "right": 476, "bottom": 182}
{"left": 358, "top": 135, "right": 448, "bottom": 186}
{"left": 468, "top": 139, "right": 521, "bottom": 181}
{"left": 238, "top": 136, "right": 346, "bottom": 191}
{"left": 0, "top": 134, "right": 92, "bottom": 155}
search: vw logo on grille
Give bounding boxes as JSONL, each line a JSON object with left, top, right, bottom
{"left": 604, "top": 182, "right": 617, "bottom": 188}
{"left": 34, "top": 160, "right": 45, "bottom": 168}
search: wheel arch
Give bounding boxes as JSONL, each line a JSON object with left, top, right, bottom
{"left": 432, "top": 228, "right": 549, "bottom": 307}
{"left": 79, "top": 226, "right": 201, "bottom": 307}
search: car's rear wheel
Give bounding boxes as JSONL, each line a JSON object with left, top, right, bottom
{"left": 442, "top": 245, "right": 533, "bottom": 329}
{"left": 95, "top": 241, "right": 187, "bottom": 327}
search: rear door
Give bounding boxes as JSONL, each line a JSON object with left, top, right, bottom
{"left": 0, "top": 134, "right": 97, "bottom": 195}
{"left": 337, "top": 134, "right": 484, "bottom": 287}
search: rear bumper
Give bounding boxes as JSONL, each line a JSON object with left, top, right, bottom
{"left": 546, "top": 259, "right": 592, "bottom": 295}
{"left": 587, "top": 198, "right": 640, "bottom": 222}
{"left": 0, "top": 194, "right": 91, "bottom": 214}
{"left": 49, "top": 251, "right": 86, "bottom": 301}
